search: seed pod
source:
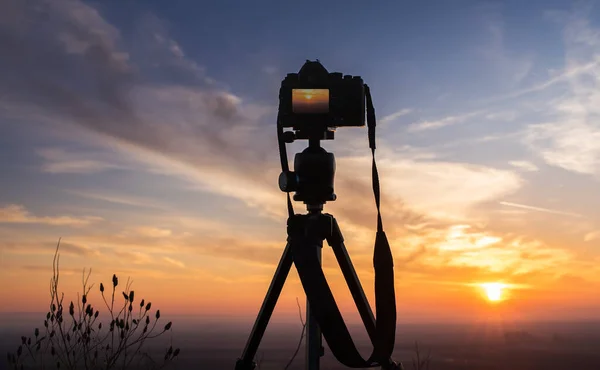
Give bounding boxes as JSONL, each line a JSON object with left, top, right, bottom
{"left": 100, "top": 283, "right": 104, "bottom": 293}
{"left": 112, "top": 275, "right": 118, "bottom": 287}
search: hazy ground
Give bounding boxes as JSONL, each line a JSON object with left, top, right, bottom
{"left": 2, "top": 313, "right": 600, "bottom": 369}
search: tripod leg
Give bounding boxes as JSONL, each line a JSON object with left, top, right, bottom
{"left": 326, "top": 218, "right": 377, "bottom": 339}
{"left": 326, "top": 217, "right": 399, "bottom": 370}
{"left": 236, "top": 243, "right": 294, "bottom": 370}
{"left": 305, "top": 239, "right": 323, "bottom": 370}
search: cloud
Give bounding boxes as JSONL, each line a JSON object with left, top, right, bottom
{"left": 19, "top": 265, "right": 83, "bottom": 274}
{"left": 2, "top": 0, "right": 511, "bottom": 236}
{"left": 498, "top": 201, "right": 582, "bottom": 218}
{"left": 407, "top": 110, "right": 484, "bottom": 132}
{"left": 162, "top": 256, "right": 185, "bottom": 268}
{"left": 391, "top": 222, "right": 577, "bottom": 285}
{"left": 524, "top": 120, "right": 600, "bottom": 176}
{"left": 478, "top": 11, "right": 534, "bottom": 86}
{"left": 37, "top": 147, "right": 127, "bottom": 174}
{"left": 112, "top": 250, "right": 153, "bottom": 265}
{"left": 508, "top": 160, "right": 539, "bottom": 172}
{"left": 337, "top": 156, "right": 522, "bottom": 221}
{"left": 0, "top": 0, "right": 281, "bottom": 214}
{"left": 1, "top": 240, "right": 99, "bottom": 257}
{"left": 584, "top": 231, "right": 600, "bottom": 242}
{"left": 521, "top": 6, "right": 600, "bottom": 177}
{"left": 380, "top": 108, "right": 413, "bottom": 124}
{"left": 68, "top": 190, "right": 166, "bottom": 209}
{"left": 488, "top": 57, "right": 600, "bottom": 102}
{"left": 132, "top": 226, "right": 172, "bottom": 238}
{"left": 0, "top": 204, "right": 102, "bottom": 226}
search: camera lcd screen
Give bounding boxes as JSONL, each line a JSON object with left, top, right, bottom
{"left": 292, "top": 89, "right": 329, "bottom": 114}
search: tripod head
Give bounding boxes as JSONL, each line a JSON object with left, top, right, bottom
{"left": 278, "top": 139, "right": 336, "bottom": 210}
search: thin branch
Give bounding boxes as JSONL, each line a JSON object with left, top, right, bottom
{"left": 284, "top": 297, "right": 306, "bottom": 370}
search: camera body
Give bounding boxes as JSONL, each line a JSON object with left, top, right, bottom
{"left": 278, "top": 60, "right": 365, "bottom": 137}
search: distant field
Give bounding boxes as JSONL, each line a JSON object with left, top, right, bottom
{"left": 2, "top": 314, "right": 600, "bottom": 369}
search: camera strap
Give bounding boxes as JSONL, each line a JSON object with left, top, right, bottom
{"left": 276, "top": 85, "right": 397, "bottom": 368}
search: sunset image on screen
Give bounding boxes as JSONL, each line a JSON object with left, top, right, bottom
{"left": 292, "top": 89, "right": 329, "bottom": 113}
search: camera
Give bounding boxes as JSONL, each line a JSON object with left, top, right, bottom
{"left": 278, "top": 60, "right": 366, "bottom": 139}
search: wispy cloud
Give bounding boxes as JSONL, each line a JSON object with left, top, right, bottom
{"left": 407, "top": 110, "right": 484, "bottom": 132}
{"left": 132, "top": 226, "right": 172, "bottom": 238}
{"left": 163, "top": 256, "right": 185, "bottom": 268}
{"left": 68, "top": 190, "right": 166, "bottom": 209}
{"left": 584, "top": 231, "right": 600, "bottom": 242}
{"left": 490, "top": 57, "right": 600, "bottom": 102}
{"left": 338, "top": 156, "right": 522, "bottom": 221}
{"left": 498, "top": 201, "right": 582, "bottom": 218}
{"left": 478, "top": 10, "right": 534, "bottom": 86}
{"left": 0, "top": 204, "right": 102, "bottom": 226}
{"left": 519, "top": 7, "right": 600, "bottom": 177}
{"left": 37, "top": 148, "right": 126, "bottom": 174}
{"left": 380, "top": 108, "right": 413, "bottom": 124}
{"left": 2, "top": 240, "right": 99, "bottom": 257}
{"left": 508, "top": 160, "right": 539, "bottom": 172}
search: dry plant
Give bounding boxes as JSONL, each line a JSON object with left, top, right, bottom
{"left": 283, "top": 297, "right": 307, "bottom": 370}
{"left": 412, "top": 341, "right": 432, "bottom": 370}
{"left": 6, "top": 240, "right": 180, "bottom": 370}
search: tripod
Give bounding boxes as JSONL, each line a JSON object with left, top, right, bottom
{"left": 236, "top": 61, "right": 399, "bottom": 369}
{"left": 235, "top": 207, "right": 399, "bottom": 370}
{"left": 235, "top": 138, "right": 400, "bottom": 370}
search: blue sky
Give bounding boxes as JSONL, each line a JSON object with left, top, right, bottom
{"left": 1, "top": 0, "right": 600, "bottom": 321}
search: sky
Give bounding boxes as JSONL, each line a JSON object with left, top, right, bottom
{"left": 1, "top": 0, "right": 599, "bottom": 325}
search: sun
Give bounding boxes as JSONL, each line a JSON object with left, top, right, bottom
{"left": 480, "top": 283, "right": 506, "bottom": 303}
